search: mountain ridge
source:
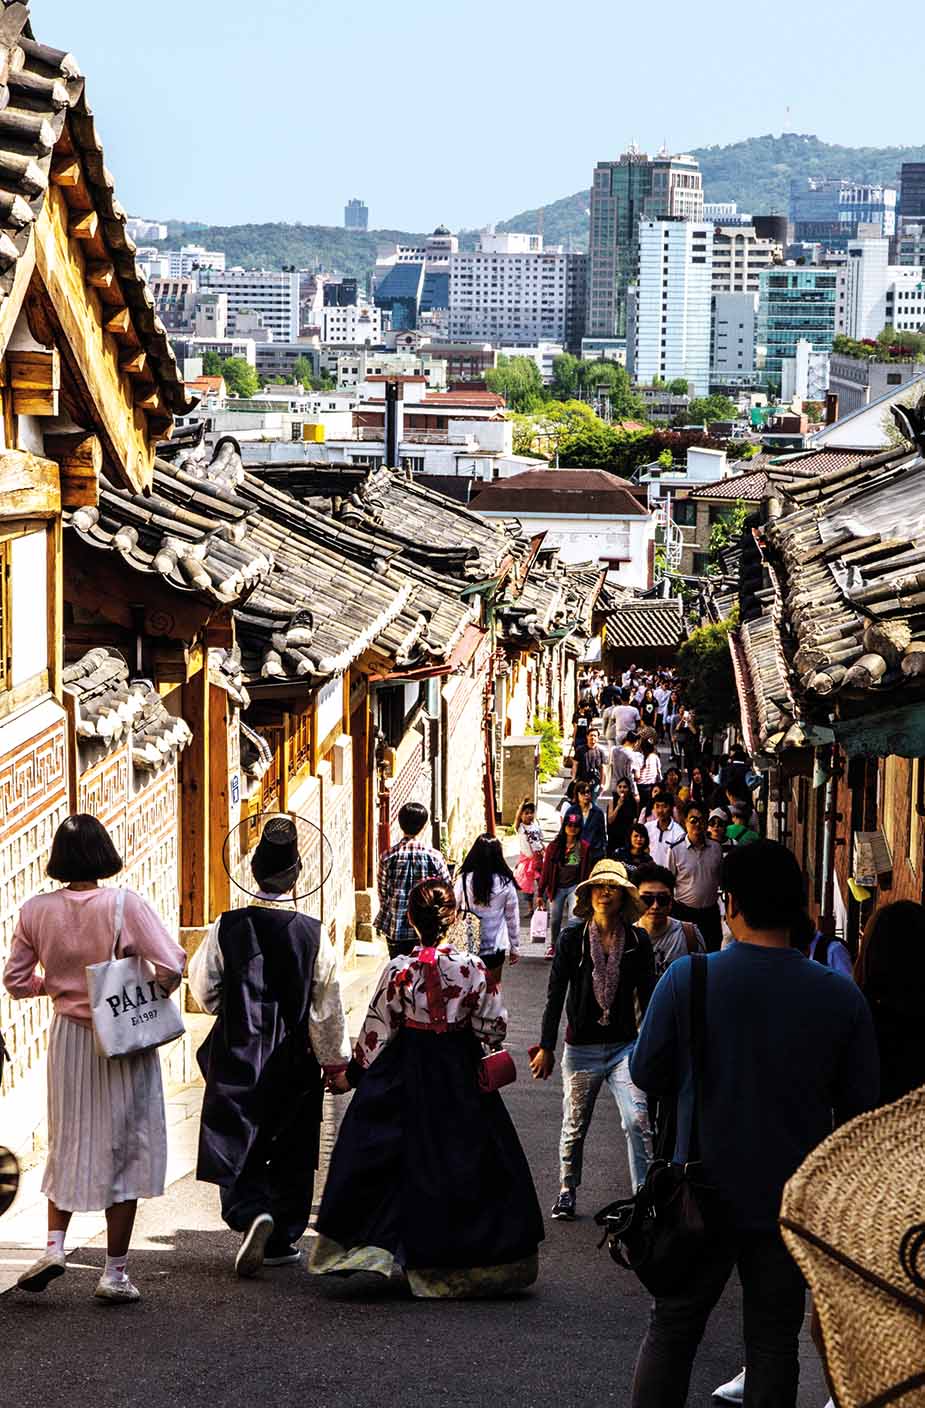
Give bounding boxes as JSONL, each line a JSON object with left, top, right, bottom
{"left": 154, "top": 134, "right": 925, "bottom": 279}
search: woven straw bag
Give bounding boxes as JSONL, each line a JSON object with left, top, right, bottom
{"left": 780, "top": 1086, "right": 925, "bottom": 1408}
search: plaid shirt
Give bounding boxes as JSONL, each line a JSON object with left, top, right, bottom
{"left": 375, "top": 837, "right": 451, "bottom": 948}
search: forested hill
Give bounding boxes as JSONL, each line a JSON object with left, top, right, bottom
{"left": 157, "top": 135, "right": 925, "bottom": 275}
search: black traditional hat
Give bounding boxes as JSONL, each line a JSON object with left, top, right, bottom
{"left": 251, "top": 815, "right": 300, "bottom": 884}
{"left": 222, "top": 810, "right": 333, "bottom": 904}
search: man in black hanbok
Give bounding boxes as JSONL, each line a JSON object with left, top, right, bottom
{"left": 189, "top": 817, "right": 350, "bottom": 1277}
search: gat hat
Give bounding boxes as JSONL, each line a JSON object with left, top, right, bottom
{"left": 222, "top": 810, "right": 333, "bottom": 904}
{"left": 252, "top": 815, "right": 300, "bottom": 883}
{"left": 780, "top": 1086, "right": 925, "bottom": 1408}
{"left": 573, "top": 859, "right": 644, "bottom": 922}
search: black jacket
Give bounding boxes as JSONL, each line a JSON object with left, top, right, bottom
{"left": 540, "top": 920, "right": 655, "bottom": 1051}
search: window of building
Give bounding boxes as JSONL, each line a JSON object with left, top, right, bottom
{"left": 672, "top": 499, "right": 698, "bottom": 527}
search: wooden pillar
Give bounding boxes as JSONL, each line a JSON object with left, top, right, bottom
{"left": 61, "top": 685, "right": 78, "bottom": 815}
{"left": 180, "top": 661, "right": 210, "bottom": 927}
{"left": 351, "top": 674, "right": 371, "bottom": 889}
{"left": 279, "top": 712, "right": 291, "bottom": 814}
{"left": 46, "top": 515, "right": 62, "bottom": 699}
{"left": 208, "top": 684, "right": 231, "bottom": 915}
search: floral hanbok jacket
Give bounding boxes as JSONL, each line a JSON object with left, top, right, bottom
{"left": 353, "top": 941, "right": 507, "bottom": 1071}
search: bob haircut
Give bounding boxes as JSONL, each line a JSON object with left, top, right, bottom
{"left": 46, "top": 814, "right": 123, "bottom": 883}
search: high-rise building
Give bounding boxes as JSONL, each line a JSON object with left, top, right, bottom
{"left": 447, "top": 232, "right": 585, "bottom": 346}
{"left": 899, "top": 163, "right": 925, "bottom": 223}
{"left": 757, "top": 267, "right": 838, "bottom": 385}
{"left": 198, "top": 268, "right": 301, "bottom": 341}
{"left": 895, "top": 223, "right": 925, "bottom": 267}
{"left": 587, "top": 149, "right": 703, "bottom": 340}
{"left": 790, "top": 179, "right": 897, "bottom": 248}
{"left": 712, "top": 292, "right": 759, "bottom": 376}
{"left": 836, "top": 233, "right": 925, "bottom": 340}
{"left": 631, "top": 220, "right": 713, "bottom": 396}
{"left": 345, "top": 198, "right": 368, "bottom": 231}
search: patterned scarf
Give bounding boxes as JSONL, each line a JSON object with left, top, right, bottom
{"left": 588, "top": 919, "right": 626, "bottom": 1027}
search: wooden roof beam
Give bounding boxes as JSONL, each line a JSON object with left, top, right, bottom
{"left": 44, "top": 429, "right": 101, "bottom": 509}
{"left": 85, "top": 260, "right": 114, "bottom": 290}
{"left": 69, "top": 210, "right": 98, "bottom": 241}
{"left": 8, "top": 346, "right": 60, "bottom": 415}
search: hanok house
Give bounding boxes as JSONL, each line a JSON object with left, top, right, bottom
{"left": 597, "top": 592, "right": 687, "bottom": 677}
{"left": 729, "top": 395, "right": 925, "bottom": 950}
{"left": 0, "top": 4, "right": 197, "bottom": 1151}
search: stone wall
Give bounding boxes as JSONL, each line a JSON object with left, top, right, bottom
{"left": 442, "top": 640, "right": 490, "bottom": 866}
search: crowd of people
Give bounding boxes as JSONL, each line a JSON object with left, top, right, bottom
{"left": 2, "top": 655, "right": 924, "bottom": 1408}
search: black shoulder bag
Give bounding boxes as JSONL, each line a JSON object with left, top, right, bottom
{"left": 594, "top": 952, "right": 713, "bottom": 1297}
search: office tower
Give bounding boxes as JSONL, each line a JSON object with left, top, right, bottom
{"left": 790, "top": 179, "right": 897, "bottom": 248}
{"left": 587, "top": 149, "right": 703, "bottom": 340}
{"left": 345, "top": 198, "right": 369, "bottom": 232}
{"left": 711, "top": 224, "right": 783, "bottom": 293}
{"left": 757, "top": 267, "right": 838, "bottom": 385}
{"left": 899, "top": 163, "right": 925, "bottom": 223}
{"left": 198, "top": 268, "right": 301, "bottom": 341}
{"left": 632, "top": 220, "right": 713, "bottom": 395}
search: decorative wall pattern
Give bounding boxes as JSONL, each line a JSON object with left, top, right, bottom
{"left": 0, "top": 709, "right": 69, "bottom": 1095}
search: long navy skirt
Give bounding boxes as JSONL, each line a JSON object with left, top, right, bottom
{"left": 310, "top": 1028, "right": 544, "bottom": 1297}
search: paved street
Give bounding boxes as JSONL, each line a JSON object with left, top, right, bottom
{"left": 1, "top": 955, "right": 826, "bottom": 1408}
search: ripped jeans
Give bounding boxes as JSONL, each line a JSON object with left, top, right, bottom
{"left": 559, "top": 1041, "right": 653, "bottom": 1193}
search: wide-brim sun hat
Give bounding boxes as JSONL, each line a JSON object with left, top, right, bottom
{"left": 780, "top": 1085, "right": 925, "bottom": 1408}
{"left": 573, "top": 859, "right": 645, "bottom": 922}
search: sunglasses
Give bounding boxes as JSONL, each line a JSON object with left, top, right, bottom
{"left": 639, "top": 892, "right": 671, "bottom": 908}
{"left": 687, "top": 815, "right": 704, "bottom": 824}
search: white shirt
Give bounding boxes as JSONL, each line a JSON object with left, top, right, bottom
{"left": 611, "top": 705, "right": 640, "bottom": 742}
{"left": 644, "top": 816, "right": 686, "bottom": 865}
{"left": 454, "top": 874, "right": 520, "bottom": 954}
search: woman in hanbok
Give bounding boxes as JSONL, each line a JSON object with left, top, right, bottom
{"left": 310, "top": 878, "right": 544, "bottom": 1298}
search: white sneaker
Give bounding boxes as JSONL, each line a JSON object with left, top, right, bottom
{"left": 713, "top": 1367, "right": 746, "bottom": 1403}
{"left": 235, "top": 1212, "right": 274, "bottom": 1278}
{"left": 17, "top": 1250, "right": 67, "bottom": 1293}
{"left": 94, "top": 1274, "right": 141, "bottom": 1303}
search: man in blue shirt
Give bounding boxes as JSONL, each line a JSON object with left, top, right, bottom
{"left": 628, "top": 840, "right": 879, "bottom": 1407}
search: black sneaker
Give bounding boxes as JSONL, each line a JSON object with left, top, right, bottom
{"left": 263, "top": 1243, "right": 302, "bottom": 1266}
{"left": 551, "top": 1189, "right": 576, "bottom": 1220}
{"left": 235, "top": 1213, "right": 274, "bottom": 1278}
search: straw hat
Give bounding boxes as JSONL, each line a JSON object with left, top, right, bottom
{"left": 573, "top": 859, "right": 645, "bottom": 922}
{"left": 780, "top": 1085, "right": 925, "bottom": 1407}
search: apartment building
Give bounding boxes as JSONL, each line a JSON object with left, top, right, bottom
{"left": 631, "top": 220, "right": 713, "bottom": 395}
{"left": 588, "top": 149, "right": 703, "bottom": 340}
{"left": 828, "top": 353, "right": 925, "bottom": 415}
{"left": 199, "top": 267, "right": 301, "bottom": 341}
{"left": 712, "top": 224, "right": 782, "bottom": 293}
{"left": 447, "top": 232, "right": 585, "bottom": 346}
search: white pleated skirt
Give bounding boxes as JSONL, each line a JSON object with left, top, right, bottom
{"left": 42, "top": 1014, "right": 169, "bottom": 1212}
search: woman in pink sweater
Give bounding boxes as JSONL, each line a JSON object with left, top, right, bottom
{"left": 3, "top": 814, "right": 185, "bottom": 1304}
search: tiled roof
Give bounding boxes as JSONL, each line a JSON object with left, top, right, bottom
{"left": 0, "top": 4, "right": 192, "bottom": 415}
{"left": 686, "top": 469, "right": 769, "bottom": 501}
{"left": 604, "top": 599, "right": 685, "bottom": 651}
{"left": 470, "top": 468, "right": 648, "bottom": 518}
{"left": 499, "top": 561, "right": 604, "bottom": 646}
{"left": 767, "top": 447, "right": 881, "bottom": 480}
{"left": 63, "top": 648, "right": 192, "bottom": 770}
{"left": 729, "top": 397, "right": 925, "bottom": 751}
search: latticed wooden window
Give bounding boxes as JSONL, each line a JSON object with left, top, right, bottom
{"left": 289, "top": 711, "right": 311, "bottom": 778}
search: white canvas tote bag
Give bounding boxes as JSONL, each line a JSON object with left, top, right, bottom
{"left": 86, "top": 890, "right": 185, "bottom": 1057}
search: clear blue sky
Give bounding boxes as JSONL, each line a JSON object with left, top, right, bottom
{"left": 33, "top": 0, "right": 920, "bottom": 232}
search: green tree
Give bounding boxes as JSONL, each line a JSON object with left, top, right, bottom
{"left": 550, "top": 352, "right": 581, "bottom": 401}
{"left": 676, "top": 616, "right": 740, "bottom": 736}
{"left": 667, "top": 378, "right": 689, "bottom": 394}
{"left": 708, "top": 499, "right": 749, "bottom": 568}
{"left": 580, "top": 360, "right": 647, "bottom": 421}
{"left": 201, "top": 350, "right": 223, "bottom": 376}
{"left": 683, "top": 394, "right": 738, "bottom": 426}
{"left": 221, "top": 357, "right": 260, "bottom": 398}
{"left": 485, "top": 354, "right": 544, "bottom": 412}
{"left": 291, "top": 355, "right": 316, "bottom": 388}
{"left": 657, "top": 448, "right": 674, "bottom": 470}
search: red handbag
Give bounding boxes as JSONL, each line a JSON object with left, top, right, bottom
{"left": 478, "top": 1049, "right": 517, "bottom": 1093}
